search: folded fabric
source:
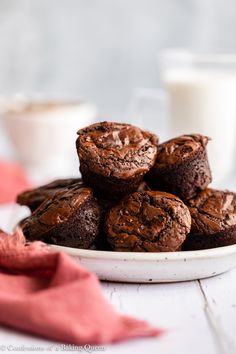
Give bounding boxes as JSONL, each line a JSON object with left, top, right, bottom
{"left": 0, "top": 228, "right": 162, "bottom": 344}
{"left": 0, "top": 160, "right": 31, "bottom": 203}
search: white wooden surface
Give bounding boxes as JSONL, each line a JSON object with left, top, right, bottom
{"left": 0, "top": 203, "right": 236, "bottom": 354}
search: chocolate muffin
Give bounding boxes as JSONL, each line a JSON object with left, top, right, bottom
{"left": 17, "top": 178, "right": 82, "bottom": 212}
{"left": 76, "top": 121, "right": 158, "bottom": 200}
{"left": 22, "top": 183, "right": 101, "bottom": 249}
{"left": 146, "top": 134, "right": 212, "bottom": 200}
{"left": 183, "top": 189, "right": 236, "bottom": 250}
{"left": 105, "top": 191, "right": 191, "bottom": 252}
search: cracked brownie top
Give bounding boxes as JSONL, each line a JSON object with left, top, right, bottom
{"left": 76, "top": 121, "right": 158, "bottom": 179}
{"left": 106, "top": 191, "right": 191, "bottom": 252}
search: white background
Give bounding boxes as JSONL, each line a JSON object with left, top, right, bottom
{"left": 1, "top": 0, "right": 236, "bottom": 158}
{"left": 0, "top": 0, "right": 236, "bottom": 120}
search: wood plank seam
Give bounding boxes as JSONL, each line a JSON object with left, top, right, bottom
{"left": 198, "top": 280, "right": 234, "bottom": 354}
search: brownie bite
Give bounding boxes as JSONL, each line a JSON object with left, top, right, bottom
{"left": 94, "top": 182, "right": 151, "bottom": 251}
{"left": 183, "top": 189, "right": 236, "bottom": 250}
{"left": 17, "top": 178, "right": 82, "bottom": 212}
{"left": 76, "top": 121, "right": 158, "bottom": 200}
{"left": 22, "top": 183, "right": 101, "bottom": 249}
{"left": 146, "top": 134, "right": 212, "bottom": 200}
{"left": 105, "top": 191, "right": 191, "bottom": 252}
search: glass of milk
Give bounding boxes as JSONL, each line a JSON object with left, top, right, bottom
{"left": 127, "top": 87, "right": 169, "bottom": 141}
{"left": 160, "top": 49, "right": 236, "bottom": 184}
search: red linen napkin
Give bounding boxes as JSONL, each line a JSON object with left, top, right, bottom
{"left": 0, "top": 228, "right": 162, "bottom": 344}
{"left": 0, "top": 160, "right": 31, "bottom": 203}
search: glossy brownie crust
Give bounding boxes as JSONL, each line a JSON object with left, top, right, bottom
{"left": 146, "top": 134, "right": 212, "bottom": 200}
{"left": 76, "top": 121, "right": 158, "bottom": 199}
{"left": 105, "top": 191, "right": 191, "bottom": 252}
{"left": 22, "top": 183, "right": 101, "bottom": 249}
{"left": 183, "top": 189, "right": 236, "bottom": 250}
{"left": 17, "top": 178, "right": 82, "bottom": 212}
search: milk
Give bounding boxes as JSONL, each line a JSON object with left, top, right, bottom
{"left": 164, "top": 69, "right": 236, "bottom": 183}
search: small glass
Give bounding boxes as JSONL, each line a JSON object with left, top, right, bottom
{"left": 126, "top": 87, "right": 169, "bottom": 141}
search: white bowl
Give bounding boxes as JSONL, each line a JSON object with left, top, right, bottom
{"left": 13, "top": 207, "right": 236, "bottom": 283}
{"left": 49, "top": 243, "right": 236, "bottom": 283}
{"left": 1, "top": 97, "right": 97, "bottom": 172}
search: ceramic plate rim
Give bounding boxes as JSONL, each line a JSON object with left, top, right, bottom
{"left": 49, "top": 243, "right": 236, "bottom": 261}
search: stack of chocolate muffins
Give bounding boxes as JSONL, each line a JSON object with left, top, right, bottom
{"left": 17, "top": 121, "right": 236, "bottom": 252}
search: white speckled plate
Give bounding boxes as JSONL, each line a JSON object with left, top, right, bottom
{"left": 49, "top": 243, "right": 236, "bottom": 283}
